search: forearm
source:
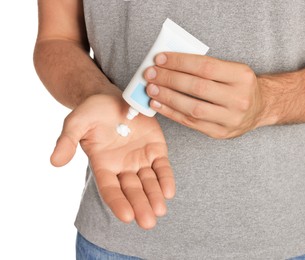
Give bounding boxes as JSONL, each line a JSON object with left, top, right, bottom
{"left": 34, "top": 39, "right": 121, "bottom": 109}
{"left": 257, "top": 69, "right": 305, "bottom": 127}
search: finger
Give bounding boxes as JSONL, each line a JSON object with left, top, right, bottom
{"left": 118, "top": 172, "right": 157, "bottom": 230}
{"left": 150, "top": 102, "right": 230, "bottom": 139}
{"left": 145, "top": 66, "right": 231, "bottom": 106}
{"left": 50, "top": 112, "right": 85, "bottom": 167}
{"left": 148, "top": 84, "right": 230, "bottom": 125}
{"left": 152, "top": 157, "right": 175, "bottom": 200}
{"left": 95, "top": 169, "right": 135, "bottom": 224}
{"left": 51, "top": 106, "right": 98, "bottom": 167}
{"left": 138, "top": 167, "right": 167, "bottom": 217}
{"left": 154, "top": 52, "right": 249, "bottom": 83}
{"left": 50, "top": 134, "right": 78, "bottom": 167}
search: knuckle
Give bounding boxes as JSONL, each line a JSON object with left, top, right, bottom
{"left": 163, "top": 70, "right": 175, "bottom": 86}
{"left": 164, "top": 93, "right": 175, "bottom": 108}
{"left": 181, "top": 115, "right": 196, "bottom": 128}
{"left": 166, "top": 106, "right": 177, "bottom": 119}
{"left": 190, "top": 102, "right": 204, "bottom": 119}
{"left": 174, "top": 54, "right": 184, "bottom": 69}
{"left": 229, "top": 116, "right": 243, "bottom": 128}
{"left": 63, "top": 111, "right": 81, "bottom": 130}
{"left": 63, "top": 113, "right": 74, "bottom": 126}
{"left": 198, "top": 57, "right": 215, "bottom": 77}
{"left": 212, "top": 129, "right": 230, "bottom": 140}
{"left": 237, "top": 97, "right": 251, "bottom": 112}
{"left": 190, "top": 78, "right": 207, "bottom": 97}
{"left": 242, "top": 65, "right": 256, "bottom": 84}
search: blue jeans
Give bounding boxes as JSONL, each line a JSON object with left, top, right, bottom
{"left": 288, "top": 255, "right": 305, "bottom": 260}
{"left": 76, "top": 232, "right": 305, "bottom": 260}
{"left": 76, "top": 232, "right": 142, "bottom": 260}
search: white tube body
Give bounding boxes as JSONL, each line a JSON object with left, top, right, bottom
{"left": 123, "top": 18, "right": 210, "bottom": 117}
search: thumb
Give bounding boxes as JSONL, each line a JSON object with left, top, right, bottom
{"left": 50, "top": 133, "right": 78, "bottom": 167}
{"left": 50, "top": 112, "right": 86, "bottom": 167}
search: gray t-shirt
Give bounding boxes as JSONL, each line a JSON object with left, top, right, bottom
{"left": 75, "top": 1, "right": 305, "bottom": 259}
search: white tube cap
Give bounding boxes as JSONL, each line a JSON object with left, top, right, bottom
{"left": 127, "top": 106, "right": 139, "bottom": 120}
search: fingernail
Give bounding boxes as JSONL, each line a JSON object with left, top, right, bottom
{"left": 156, "top": 53, "right": 167, "bottom": 65}
{"left": 148, "top": 84, "right": 159, "bottom": 96}
{"left": 152, "top": 100, "right": 162, "bottom": 108}
{"left": 146, "top": 67, "right": 157, "bottom": 80}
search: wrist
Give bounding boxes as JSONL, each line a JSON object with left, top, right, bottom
{"left": 256, "top": 70, "right": 305, "bottom": 128}
{"left": 255, "top": 75, "right": 281, "bottom": 128}
{"left": 74, "top": 82, "right": 123, "bottom": 109}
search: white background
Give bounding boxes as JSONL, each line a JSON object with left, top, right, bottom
{"left": 0, "top": 1, "right": 87, "bottom": 259}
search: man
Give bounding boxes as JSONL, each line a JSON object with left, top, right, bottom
{"left": 34, "top": 0, "right": 305, "bottom": 259}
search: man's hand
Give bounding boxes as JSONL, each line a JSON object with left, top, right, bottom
{"left": 51, "top": 94, "right": 175, "bottom": 229}
{"left": 144, "top": 53, "right": 267, "bottom": 139}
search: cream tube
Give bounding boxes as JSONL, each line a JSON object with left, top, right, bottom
{"left": 123, "top": 18, "right": 209, "bottom": 119}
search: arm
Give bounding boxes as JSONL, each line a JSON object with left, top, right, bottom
{"left": 34, "top": 0, "right": 175, "bottom": 229}
{"left": 143, "top": 53, "right": 305, "bottom": 139}
{"left": 257, "top": 70, "right": 305, "bottom": 126}
{"left": 33, "top": 0, "right": 120, "bottom": 109}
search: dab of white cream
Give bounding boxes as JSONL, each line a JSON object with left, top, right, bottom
{"left": 116, "top": 124, "right": 131, "bottom": 137}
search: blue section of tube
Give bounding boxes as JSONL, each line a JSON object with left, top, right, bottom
{"left": 131, "top": 82, "right": 150, "bottom": 109}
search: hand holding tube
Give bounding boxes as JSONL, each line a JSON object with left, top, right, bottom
{"left": 145, "top": 53, "right": 266, "bottom": 139}
{"left": 122, "top": 18, "right": 209, "bottom": 118}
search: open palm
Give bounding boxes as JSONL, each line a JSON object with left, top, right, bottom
{"left": 51, "top": 94, "right": 175, "bottom": 229}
